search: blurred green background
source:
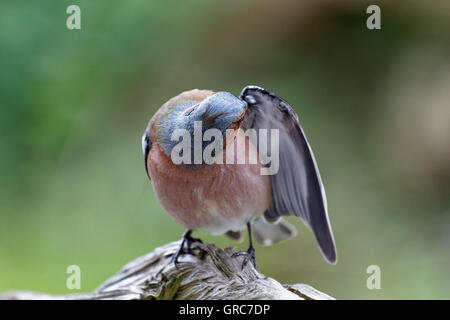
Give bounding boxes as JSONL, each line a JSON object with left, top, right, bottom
{"left": 1, "top": 0, "right": 449, "bottom": 299}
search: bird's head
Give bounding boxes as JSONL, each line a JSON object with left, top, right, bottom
{"left": 156, "top": 91, "right": 247, "bottom": 166}
{"left": 183, "top": 91, "right": 247, "bottom": 132}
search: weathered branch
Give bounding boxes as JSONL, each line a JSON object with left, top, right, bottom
{"left": 1, "top": 241, "right": 334, "bottom": 300}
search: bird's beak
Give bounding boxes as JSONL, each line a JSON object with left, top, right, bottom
{"left": 182, "top": 103, "right": 198, "bottom": 116}
{"left": 224, "top": 107, "right": 247, "bottom": 148}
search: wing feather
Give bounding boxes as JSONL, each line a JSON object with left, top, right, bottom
{"left": 240, "top": 86, "right": 337, "bottom": 263}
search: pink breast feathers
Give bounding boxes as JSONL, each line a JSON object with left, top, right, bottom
{"left": 147, "top": 133, "right": 272, "bottom": 235}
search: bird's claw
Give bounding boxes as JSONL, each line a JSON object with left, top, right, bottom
{"left": 232, "top": 246, "right": 258, "bottom": 270}
{"left": 171, "top": 230, "right": 203, "bottom": 267}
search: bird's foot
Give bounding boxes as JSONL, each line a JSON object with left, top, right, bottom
{"left": 171, "top": 230, "right": 203, "bottom": 267}
{"left": 232, "top": 246, "right": 258, "bottom": 270}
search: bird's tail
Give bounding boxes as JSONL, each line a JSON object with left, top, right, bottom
{"left": 252, "top": 218, "right": 297, "bottom": 246}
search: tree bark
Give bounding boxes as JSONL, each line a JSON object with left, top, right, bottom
{"left": 1, "top": 241, "right": 334, "bottom": 300}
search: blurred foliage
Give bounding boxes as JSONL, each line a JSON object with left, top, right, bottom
{"left": 0, "top": 0, "right": 449, "bottom": 299}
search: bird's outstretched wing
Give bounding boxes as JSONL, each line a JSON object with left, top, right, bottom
{"left": 240, "top": 86, "right": 337, "bottom": 264}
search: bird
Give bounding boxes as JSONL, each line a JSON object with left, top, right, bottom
{"left": 142, "top": 86, "right": 336, "bottom": 269}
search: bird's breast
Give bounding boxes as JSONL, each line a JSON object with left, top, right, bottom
{"left": 147, "top": 133, "right": 272, "bottom": 234}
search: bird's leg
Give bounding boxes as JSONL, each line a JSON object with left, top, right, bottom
{"left": 232, "top": 222, "right": 258, "bottom": 270}
{"left": 184, "top": 230, "right": 203, "bottom": 246}
{"left": 171, "top": 229, "right": 203, "bottom": 266}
